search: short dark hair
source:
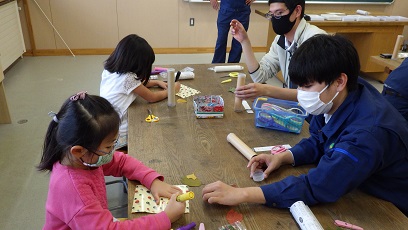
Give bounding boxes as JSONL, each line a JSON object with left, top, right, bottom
{"left": 104, "top": 34, "right": 155, "bottom": 85}
{"left": 268, "top": 0, "right": 305, "bottom": 18}
{"left": 38, "top": 93, "right": 120, "bottom": 172}
{"left": 288, "top": 34, "right": 360, "bottom": 91}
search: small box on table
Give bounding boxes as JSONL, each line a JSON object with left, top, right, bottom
{"left": 253, "top": 97, "right": 307, "bottom": 134}
{"left": 193, "top": 95, "right": 224, "bottom": 118}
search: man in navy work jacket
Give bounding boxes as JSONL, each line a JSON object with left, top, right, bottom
{"left": 202, "top": 34, "right": 408, "bottom": 216}
{"left": 382, "top": 58, "right": 408, "bottom": 121}
{"left": 210, "top": 0, "right": 254, "bottom": 63}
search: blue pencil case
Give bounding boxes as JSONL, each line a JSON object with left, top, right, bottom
{"left": 253, "top": 97, "right": 308, "bottom": 134}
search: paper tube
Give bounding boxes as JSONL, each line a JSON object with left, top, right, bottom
{"left": 356, "top": 9, "right": 369, "bottom": 15}
{"left": 213, "top": 65, "right": 244, "bottom": 73}
{"left": 179, "top": 71, "right": 195, "bottom": 80}
{"left": 227, "top": 133, "right": 257, "bottom": 160}
{"left": 234, "top": 73, "right": 246, "bottom": 112}
{"left": 392, "top": 35, "right": 404, "bottom": 60}
{"left": 167, "top": 68, "right": 176, "bottom": 107}
{"left": 290, "top": 201, "right": 324, "bottom": 230}
{"left": 176, "top": 191, "right": 195, "bottom": 202}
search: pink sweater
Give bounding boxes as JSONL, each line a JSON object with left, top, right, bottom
{"left": 43, "top": 151, "right": 171, "bottom": 230}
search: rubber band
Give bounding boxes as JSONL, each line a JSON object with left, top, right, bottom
{"left": 48, "top": 111, "right": 58, "bottom": 123}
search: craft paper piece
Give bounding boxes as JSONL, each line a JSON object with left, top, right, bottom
{"left": 186, "top": 173, "right": 197, "bottom": 180}
{"left": 176, "top": 84, "right": 201, "bottom": 99}
{"left": 181, "top": 174, "right": 202, "bottom": 187}
{"left": 131, "top": 185, "right": 190, "bottom": 214}
{"left": 177, "top": 99, "right": 187, "bottom": 103}
{"left": 226, "top": 209, "right": 243, "bottom": 224}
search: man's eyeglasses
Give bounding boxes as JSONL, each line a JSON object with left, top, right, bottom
{"left": 265, "top": 8, "right": 289, "bottom": 20}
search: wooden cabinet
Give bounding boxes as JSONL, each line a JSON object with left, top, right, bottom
{"left": 0, "top": 0, "right": 26, "bottom": 71}
{"left": 0, "top": 61, "right": 11, "bottom": 124}
{"left": 257, "top": 10, "right": 408, "bottom": 82}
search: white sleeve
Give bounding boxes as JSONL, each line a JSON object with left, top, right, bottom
{"left": 250, "top": 36, "right": 281, "bottom": 83}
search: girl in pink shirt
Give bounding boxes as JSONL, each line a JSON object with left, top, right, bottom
{"left": 38, "top": 91, "right": 185, "bottom": 230}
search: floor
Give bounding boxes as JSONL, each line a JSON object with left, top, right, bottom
{"left": 0, "top": 53, "right": 383, "bottom": 229}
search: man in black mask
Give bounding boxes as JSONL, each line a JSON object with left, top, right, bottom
{"left": 232, "top": 0, "right": 326, "bottom": 102}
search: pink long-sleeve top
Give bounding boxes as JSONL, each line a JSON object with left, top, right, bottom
{"left": 43, "top": 151, "right": 171, "bottom": 230}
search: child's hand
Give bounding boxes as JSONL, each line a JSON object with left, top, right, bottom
{"left": 150, "top": 179, "right": 182, "bottom": 204}
{"left": 164, "top": 193, "right": 186, "bottom": 223}
{"left": 174, "top": 82, "right": 181, "bottom": 93}
{"left": 156, "top": 80, "right": 168, "bottom": 89}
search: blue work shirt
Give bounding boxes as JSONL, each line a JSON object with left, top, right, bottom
{"left": 261, "top": 78, "right": 408, "bottom": 216}
{"left": 384, "top": 58, "right": 408, "bottom": 98}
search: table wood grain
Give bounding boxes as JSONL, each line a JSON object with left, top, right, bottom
{"left": 127, "top": 64, "right": 408, "bottom": 229}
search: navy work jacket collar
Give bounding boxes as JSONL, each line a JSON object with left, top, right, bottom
{"left": 314, "top": 86, "right": 359, "bottom": 140}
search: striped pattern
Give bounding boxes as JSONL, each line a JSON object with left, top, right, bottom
{"left": 0, "top": 1, "right": 25, "bottom": 71}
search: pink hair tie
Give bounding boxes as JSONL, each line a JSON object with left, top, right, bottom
{"left": 70, "top": 91, "right": 87, "bottom": 101}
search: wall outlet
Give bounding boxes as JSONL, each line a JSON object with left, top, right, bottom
{"left": 190, "top": 18, "right": 194, "bottom": 26}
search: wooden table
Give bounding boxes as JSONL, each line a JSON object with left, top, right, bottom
{"left": 255, "top": 10, "right": 408, "bottom": 82}
{"left": 127, "top": 64, "right": 408, "bottom": 229}
{"left": 370, "top": 55, "right": 404, "bottom": 75}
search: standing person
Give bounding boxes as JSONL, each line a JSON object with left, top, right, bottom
{"left": 202, "top": 34, "right": 408, "bottom": 216}
{"left": 39, "top": 92, "right": 186, "bottom": 229}
{"left": 382, "top": 58, "right": 408, "bottom": 121}
{"left": 232, "top": 0, "right": 326, "bottom": 101}
{"left": 100, "top": 34, "right": 180, "bottom": 150}
{"left": 211, "top": 0, "right": 255, "bottom": 63}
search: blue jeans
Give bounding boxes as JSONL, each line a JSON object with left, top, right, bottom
{"left": 212, "top": 8, "right": 250, "bottom": 63}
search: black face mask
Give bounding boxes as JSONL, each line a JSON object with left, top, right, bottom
{"left": 271, "top": 9, "right": 296, "bottom": 35}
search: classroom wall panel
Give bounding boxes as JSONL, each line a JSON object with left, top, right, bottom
{"left": 27, "top": 0, "right": 55, "bottom": 50}
{"left": 50, "top": 0, "right": 118, "bottom": 49}
{"left": 117, "top": 0, "right": 179, "bottom": 48}
{"left": 18, "top": 0, "right": 408, "bottom": 53}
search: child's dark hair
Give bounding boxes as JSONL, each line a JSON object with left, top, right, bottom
{"left": 288, "top": 34, "right": 360, "bottom": 92}
{"left": 268, "top": 0, "right": 305, "bottom": 18}
{"left": 104, "top": 34, "right": 155, "bottom": 86}
{"left": 38, "top": 92, "right": 120, "bottom": 172}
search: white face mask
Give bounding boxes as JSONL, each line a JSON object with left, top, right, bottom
{"left": 297, "top": 84, "right": 339, "bottom": 115}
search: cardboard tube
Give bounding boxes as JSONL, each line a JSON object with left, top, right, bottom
{"left": 176, "top": 191, "right": 195, "bottom": 202}
{"left": 227, "top": 133, "right": 257, "bottom": 160}
{"left": 213, "top": 65, "right": 244, "bottom": 72}
{"left": 392, "top": 35, "right": 404, "bottom": 60}
{"left": 179, "top": 71, "right": 195, "bottom": 80}
{"left": 167, "top": 68, "right": 176, "bottom": 107}
{"left": 356, "top": 9, "right": 369, "bottom": 15}
{"left": 234, "top": 73, "right": 246, "bottom": 112}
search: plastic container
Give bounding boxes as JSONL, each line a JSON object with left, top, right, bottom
{"left": 253, "top": 97, "right": 307, "bottom": 134}
{"left": 218, "top": 221, "right": 247, "bottom": 230}
{"left": 193, "top": 95, "right": 224, "bottom": 118}
{"left": 252, "top": 170, "right": 264, "bottom": 182}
